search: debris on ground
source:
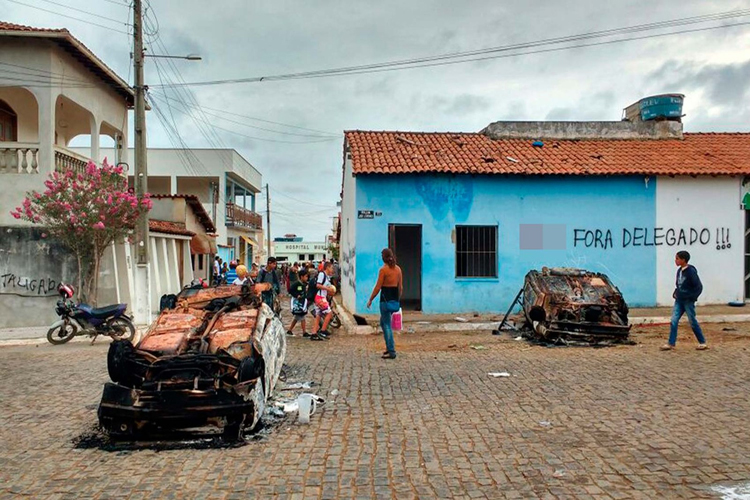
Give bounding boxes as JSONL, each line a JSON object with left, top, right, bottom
{"left": 539, "top": 421, "right": 552, "bottom": 427}
{"left": 552, "top": 470, "right": 566, "bottom": 478}
{"left": 455, "top": 317, "right": 469, "bottom": 323}
{"left": 330, "top": 389, "right": 339, "bottom": 396}
{"left": 488, "top": 372, "right": 511, "bottom": 378}
{"left": 281, "top": 381, "right": 314, "bottom": 390}
{"left": 470, "top": 344, "right": 487, "bottom": 350}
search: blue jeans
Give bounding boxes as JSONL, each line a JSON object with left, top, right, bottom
{"left": 379, "top": 301, "right": 396, "bottom": 355}
{"left": 668, "top": 300, "right": 706, "bottom": 346}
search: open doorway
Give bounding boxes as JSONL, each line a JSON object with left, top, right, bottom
{"left": 388, "top": 224, "right": 422, "bottom": 311}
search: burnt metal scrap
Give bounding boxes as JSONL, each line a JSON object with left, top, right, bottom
{"left": 97, "top": 282, "right": 286, "bottom": 441}
{"left": 500, "top": 267, "right": 631, "bottom": 345}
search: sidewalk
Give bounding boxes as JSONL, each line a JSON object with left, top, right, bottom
{"left": 345, "top": 304, "right": 750, "bottom": 334}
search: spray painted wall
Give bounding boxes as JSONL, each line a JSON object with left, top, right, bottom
{"left": 655, "top": 176, "right": 743, "bottom": 305}
{"left": 344, "top": 173, "right": 744, "bottom": 314}
{"left": 340, "top": 156, "right": 357, "bottom": 312}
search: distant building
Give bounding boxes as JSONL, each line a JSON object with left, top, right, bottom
{"left": 340, "top": 95, "right": 750, "bottom": 314}
{"left": 273, "top": 237, "right": 328, "bottom": 263}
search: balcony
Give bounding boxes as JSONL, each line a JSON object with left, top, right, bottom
{"left": 0, "top": 142, "right": 40, "bottom": 174}
{"left": 225, "top": 202, "right": 262, "bottom": 230}
{"left": 54, "top": 146, "right": 89, "bottom": 176}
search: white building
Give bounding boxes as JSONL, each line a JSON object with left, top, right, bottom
{"left": 74, "top": 147, "right": 264, "bottom": 268}
{"left": 273, "top": 240, "right": 329, "bottom": 263}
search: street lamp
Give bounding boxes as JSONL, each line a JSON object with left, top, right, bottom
{"left": 143, "top": 53, "right": 202, "bottom": 61}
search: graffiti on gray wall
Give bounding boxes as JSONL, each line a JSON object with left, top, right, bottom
{"left": 1, "top": 274, "right": 58, "bottom": 296}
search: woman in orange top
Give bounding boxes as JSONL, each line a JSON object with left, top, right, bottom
{"left": 367, "top": 248, "right": 403, "bottom": 359}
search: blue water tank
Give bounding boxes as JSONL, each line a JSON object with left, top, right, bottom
{"left": 639, "top": 94, "right": 684, "bottom": 121}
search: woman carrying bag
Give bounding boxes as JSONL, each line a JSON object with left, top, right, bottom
{"left": 367, "top": 248, "right": 403, "bottom": 359}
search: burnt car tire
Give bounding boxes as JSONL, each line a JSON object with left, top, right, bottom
{"left": 47, "top": 322, "right": 77, "bottom": 345}
{"left": 107, "top": 317, "right": 136, "bottom": 342}
{"left": 107, "top": 340, "right": 136, "bottom": 386}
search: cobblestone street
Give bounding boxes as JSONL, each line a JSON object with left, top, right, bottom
{"left": 1, "top": 323, "right": 750, "bottom": 499}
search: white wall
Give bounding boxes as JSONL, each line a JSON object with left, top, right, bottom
{"left": 656, "top": 176, "right": 744, "bottom": 305}
{"left": 339, "top": 153, "right": 357, "bottom": 311}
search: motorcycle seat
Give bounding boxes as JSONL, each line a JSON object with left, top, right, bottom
{"left": 79, "top": 303, "right": 126, "bottom": 319}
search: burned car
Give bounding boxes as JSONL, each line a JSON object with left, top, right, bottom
{"left": 520, "top": 267, "right": 631, "bottom": 344}
{"left": 98, "top": 283, "right": 286, "bottom": 440}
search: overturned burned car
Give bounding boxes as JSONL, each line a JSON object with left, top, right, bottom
{"left": 98, "top": 283, "right": 286, "bottom": 440}
{"left": 520, "top": 267, "right": 631, "bottom": 345}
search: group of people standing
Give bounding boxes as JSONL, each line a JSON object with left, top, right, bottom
{"left": 286, "top": 260, "right": 338, "bottom": 341}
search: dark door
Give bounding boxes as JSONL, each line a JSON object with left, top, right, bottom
{"left": 388, "top": 224, "right": 422, "bottom": 311}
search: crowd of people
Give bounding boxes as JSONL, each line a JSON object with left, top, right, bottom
{"left": 212, "top": 255, "right": 343, "bottom": 342}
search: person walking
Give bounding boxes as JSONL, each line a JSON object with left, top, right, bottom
{"left": 287, "top": 269, "right": 310, "bottom": 337}
{"left": 257, "top": 257, "right": 281, "bottom": 311}
{"left": 366, "top": 248, "right": 403, "bottom": 359}
{"left": 662, "top": 250, "right": 707, "bottom": 351}
{"left": 311, "top": 261, "right": 336, "bottom": 340}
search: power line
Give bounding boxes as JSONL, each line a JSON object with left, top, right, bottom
{"left": 34, "top": 0, "right": 131, "bottom": 25}
{"left": 1, "top": 0, "right": 131, "bottom": 34}
{"left": 149, "top": 91, "right": 340, "bottom": 136}
{"left": 150, "top": 92, "right": 339, "bottom": 138}
{"left": 269, "top": 187, "right": 337, "bottom": 209}
{"left": 151, "top": 10, "right": 750, "bottom": 88}
{"left": 149, "top": 95, "right": 339, "bottom": 144}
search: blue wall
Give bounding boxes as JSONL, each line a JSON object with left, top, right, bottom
{"left": 354, "top": 174, "right": 657, "bottom": 313}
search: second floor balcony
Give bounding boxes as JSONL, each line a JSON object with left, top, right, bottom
{"left": 225, "top": 202, "right": 262, "bottom": 230}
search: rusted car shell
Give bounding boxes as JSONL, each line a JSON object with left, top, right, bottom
{"left": 522, "top": 267, "right": 630, "bottom": 343}
{"left": 97, "top": 284, "right": 285, "bottom": 439}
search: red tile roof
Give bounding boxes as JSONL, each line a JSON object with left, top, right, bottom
{"left": 0, "top": 21, "right": 134, "bottom": 106}
{"left": 149, "top": 220, "right": 195, "bottom": 237}
{"left": 344, "top": 131, "right": 750, "bottom": 176}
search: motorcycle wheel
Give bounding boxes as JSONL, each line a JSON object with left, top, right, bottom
{"left": 47, "top": 322, "right": 77, "bottom": 345}
{"left": 108, "top": 317, "right": 136, "bottom": 342}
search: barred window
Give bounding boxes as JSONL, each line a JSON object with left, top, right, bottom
{"left": 456, "top": 225, "right": 498, "bottom": 278}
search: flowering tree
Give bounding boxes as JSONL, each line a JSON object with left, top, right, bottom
{"left": 11, "top": 159, "right": 152, "bottom": 305}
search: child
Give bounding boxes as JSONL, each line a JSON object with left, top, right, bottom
{"left": 662, "top": 250, "right": 707, "bottom": 350}
{"left": 287, "top": 269, "right": 309, "bottom": 337}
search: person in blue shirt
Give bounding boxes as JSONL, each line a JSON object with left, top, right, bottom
{"left": 662, "top": 250, "right": 707, "bottom": 351}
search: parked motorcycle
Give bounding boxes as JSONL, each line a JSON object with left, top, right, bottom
{"left": 47, "top": 283, "right": 135, "bottom": 345}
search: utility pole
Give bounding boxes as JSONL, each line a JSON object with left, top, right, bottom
{"left": 265, "top": 184, "right": 272, "bottom": 260}
{"left": 132, "top": 0, "right": 150, "bottom": 324}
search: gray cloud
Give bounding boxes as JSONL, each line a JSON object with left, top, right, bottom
{"left": 6, "top": 0, "right": 750, "bottom": 239}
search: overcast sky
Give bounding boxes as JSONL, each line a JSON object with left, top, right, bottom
{"left": 4, "top": 0, "right": 750, "bottom": 240}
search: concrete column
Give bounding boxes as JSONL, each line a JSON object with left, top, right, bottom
{"left": 171, "top": 175, "right": 177, "bottom": 195}
{"left": 34, "top": 89, "right": 56, "bottom": 174}
{"left": 90, "top": 115, "right": 100, "bottom": 164}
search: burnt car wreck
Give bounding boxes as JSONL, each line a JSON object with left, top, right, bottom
{"left": 98, "top": 283, "right": 286, "bottom": 440}
{"left": 499, "top": 267, "right": 631, "bottom": 345}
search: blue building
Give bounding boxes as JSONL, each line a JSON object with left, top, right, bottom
{"left": 339, "top": 114, "right": 750, "bottom": 315}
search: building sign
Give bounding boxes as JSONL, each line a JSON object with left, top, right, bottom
{"left": 358, "top": 210, "right": 374, "bottom": 219}
{"left": 274, "top": 242, "right": 328, "bottom": 252}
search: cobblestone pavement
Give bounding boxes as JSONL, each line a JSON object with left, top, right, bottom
{"left": 1, "top": 321, "right": 750, "bottom": 499}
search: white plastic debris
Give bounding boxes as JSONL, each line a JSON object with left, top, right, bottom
{"left": 275, "top": 400, "right": 299, "bottom": 413}
{"left": 282, "top": 381, "right": 313, "bottom": 390}
{"left": 297, "top": 393, "right": 325, "bottom": 424}
{"left": 454, "top": 317, "right": 469, "bottom": 322}
{"left": 470, "top": 345, "right": 487, "bottom": 350}
{"left": 539, "top": 421, "right": 552, "bottom": 427}
{"left": 552, "top": 470, "right": 566, "bottom": 478}
{"left": 488, "top": 372, "right": 511, "bottom": 378}
{"left": 515, "top": 336, "right": 524, "bottom": 341}
{"left": 330, "top": 389, "right": 339, "bottom": 396}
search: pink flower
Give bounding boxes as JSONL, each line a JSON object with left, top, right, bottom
{"left": 10, "top": 211, "right": 20, "bottom": 220}
{"left": 70, "top": 215, "right": 78, "bottom": 224}
{"left": 93, "top": 221, "right": 105, "bottom": 230}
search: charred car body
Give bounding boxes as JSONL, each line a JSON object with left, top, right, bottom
{"left": 521, "top": 267, "right": 631, "bottom": 344}
{"left": 98, "top": 283, "right": 286, "bottom": 440}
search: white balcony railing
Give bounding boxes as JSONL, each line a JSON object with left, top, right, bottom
{"left": 54, "top": 146, "right": 89, "bottom": 176}
{"left": 0, "top": 142, "right": 40, "bottom": 174}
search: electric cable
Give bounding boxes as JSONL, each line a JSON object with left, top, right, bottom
{"left": 1, "top": 0, "right": 131, "bottom": 34}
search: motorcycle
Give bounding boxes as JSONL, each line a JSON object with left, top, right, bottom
{"left": 47, "top": 283, "right": 136, "bottom": 345}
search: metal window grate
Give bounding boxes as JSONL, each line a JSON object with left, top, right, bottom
{"left": 456, "top": 225, "right": 498, "bottom": 278}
